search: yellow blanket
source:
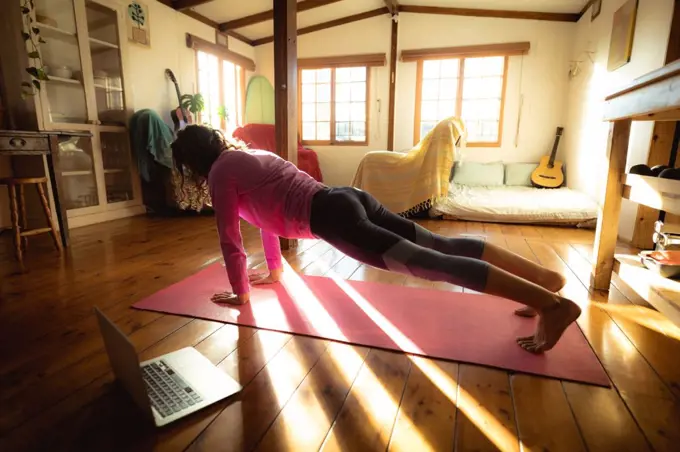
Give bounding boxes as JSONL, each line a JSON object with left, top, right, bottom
{"left": 351, "top": 117, "right": 466, "bottom": 215}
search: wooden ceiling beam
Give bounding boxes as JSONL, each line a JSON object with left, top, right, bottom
{"left": 580, "top": 0, "right": 597, "bottom": 18}
{"left": 252, "top": 7, "right": 389, "bottom": 46}
{"left": 173, "top": 0, "right": 214, "bottom": 10}
{"left": 219, "top": 0, "right": 342, "bottom": 31}
{"left": 398, "top": 5, "right": 580, "bottom": 22}
{"left": 182, "top": 10, "right": 254, "bottom": 46}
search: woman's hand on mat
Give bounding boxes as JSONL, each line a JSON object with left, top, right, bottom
{"left": 211, "top": 291, "right": 250, "bottom": 305}
{"left": 250, "top": 267, "right": 283, "bottom": 286}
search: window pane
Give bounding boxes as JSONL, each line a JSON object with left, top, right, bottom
{"left": 464, "top": 56, "right": 505, "bottom": 77}
{"left": 420, "top": 121, "right": 437, "bottom": 139}
{"left": 441, "top": 59, "right": 459, "bottom": 77}
{"left": 317, "top": 102, "right": 331, "bottom": 121}
{"left": 301, "top": 69, "right": 316, "bottom": 83}
{"left": 351, "top": 121, "right": 366, "bottom": 140}
{"left": 438, "top": 101, "right": 455, "bottom": 118}
{"left": 482, "top": 120, "right": 499, "bottom": 139}
{"left": 351, "top": 102, "right": 365, "bottom": 121}
{"left": 423, "top": 60, "right": 440, "bottom": 79}
{"left": 302, "top": 122, "right": 316, "bottom": 140}
{"left": 463, "top": 76, "right": 503, "bottom": 100}
{"left": 302, "top": 103, "right": 316, "bottom": 121}
{"left": 336, "top": 122, "right": 350, "bottom": 140}
{"left": 336, "top": 68, "right": 351, "bottom": 82}
{"left": 317, "top": 122, "right": 330, "bottom": 140}
{"left": 465, "top": 121, "right": 481, "bottom": 141}
{"left": 439, "top": 79, "right": 458, "bottom": 100}
{"left": 350, "top": 82, "right": 366, "bottom": 101}
{"left": 317, "top": 68, "right": 331, "bottom": 83}
{"left": 336, "top": 102, "right": 350, "bottom": 121}
{"left": 351, "top": 67, "right": 366, "bottom": 82}
{"left": 317, "top": 83, "right": 331, "bottom": 102}
{"left": 462, "top": 99, "right": 501, "bottom": 120}
{"left": 421, "top": 101, "right": 438, "bottom": 120}
{"left": 302, "top": 84, "right": 316, "bottom": 102}
{"left": 422, "top": 79, "right": 439, "bottom": 100}
{"left": 336, "top": 83, "right": 351, "bottom": 102}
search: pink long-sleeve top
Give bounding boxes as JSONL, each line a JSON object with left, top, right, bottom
{"left": 208, "top": 149, "right": 325, "bottom": 295}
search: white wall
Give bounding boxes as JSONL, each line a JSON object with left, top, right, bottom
{"left": 124, "top": 0, "right": 256, "bottom": 125}
{"left": 563, "top": 0, "right": 673, "bottom": 241}
{"left": 255, "top": 15, "right": 392, "bottom": 187}
{"left": 255, "top": 13, "right": 574, "bottom": 186}
{"left": 396, "top": 13, "right": 575, "bottom": 164}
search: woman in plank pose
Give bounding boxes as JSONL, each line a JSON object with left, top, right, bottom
{"left": 171, "top": 124, "right": 581, "bottom": 354}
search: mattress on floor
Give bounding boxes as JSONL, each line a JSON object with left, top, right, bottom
{"left": 430, "top": 184, "right": 599, "bottom": 226}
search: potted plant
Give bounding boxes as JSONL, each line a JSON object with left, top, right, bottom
{"left": 180, "top": 93, "right": 204, "bottom": 123}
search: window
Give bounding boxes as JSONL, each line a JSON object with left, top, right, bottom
{"left": 415, "top": 56, "right": 508, "bottom": 146}
{"left": 196, "top": 50, "right": 245, "bottom": 135}
{"left": 299, "top": 66, "right": 369, "bottom": 145}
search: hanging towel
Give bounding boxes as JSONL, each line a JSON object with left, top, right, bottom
{"left": 129, "top": 109, "right": 175, "bottom": 182}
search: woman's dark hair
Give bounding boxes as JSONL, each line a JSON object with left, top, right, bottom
{"left": 171, "top": 124, "right": 244, "bottom": 186}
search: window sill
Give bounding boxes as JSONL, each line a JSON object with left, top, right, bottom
{"left": 466, "top": 142, "right": 501, "bottom": 148}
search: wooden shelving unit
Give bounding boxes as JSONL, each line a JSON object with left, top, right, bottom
{"left": 592, "top": 59, "right": 680, "bottom": 327}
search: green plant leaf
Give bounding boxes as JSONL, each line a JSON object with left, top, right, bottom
{"left": 21, "top": 6, "right": 30, "bottom": 14}
{"left": 37, "top": 69, "right": 49, "bottom": 80}
{"left": 32, "top": 27, "right": 40, "bottom": 34}
{"left": 21, "top": 32, "right": 30, "bottom": 41}
{"left": 26, "top": 67, "right": 39, "bottom": 78}
{"left": 32, "top": 80, "right": 41, "bottom": 90}
{"left": 28, "top": 51, "right": 40, "bottom": 58}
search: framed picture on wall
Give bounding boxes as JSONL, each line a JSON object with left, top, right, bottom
{"left": 608, "top": 0, "right": 638, "bottom": 71}
{"left": 591, "top": 0, "right": 602, "bottom": 21}
{"left": 127, "top": 1, "right": 150, "bottom": 47}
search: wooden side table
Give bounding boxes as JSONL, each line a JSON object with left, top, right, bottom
{"left": 0, "top": 130, "right": 91, "bottom": 247}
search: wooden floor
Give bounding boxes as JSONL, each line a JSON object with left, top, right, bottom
{"left": 1, "top": 216, "right": 679, "bottom": 452}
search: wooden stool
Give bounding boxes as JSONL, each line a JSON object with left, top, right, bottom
{"left": 0, "top": 177, "right": 62, "bottom": 269}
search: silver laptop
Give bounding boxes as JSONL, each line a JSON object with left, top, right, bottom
{"left": 94, "top": 307, "right": 241, "bottom": 427}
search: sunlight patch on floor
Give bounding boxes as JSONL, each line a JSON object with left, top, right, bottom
{"left": 329, "top": 273, "right": 522, "bottom": 452}
{"left": 596, "top": 303, "right": 680, "bottom": 341}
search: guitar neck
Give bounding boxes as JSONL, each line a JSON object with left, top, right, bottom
{"left": 548, "top": 127, "right": 564, "bottom": 166}
{"left": 174, "top": 83, "right": 182, "bottom": 107}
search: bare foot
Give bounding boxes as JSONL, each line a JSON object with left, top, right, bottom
{"left": 516, "top": 297, "right": 581, "bottom": 353}
{"left": 513, "top": 271, "right": 567, "bottom": 317}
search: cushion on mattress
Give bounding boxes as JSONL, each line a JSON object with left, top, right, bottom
{"left": 505, "top": 163, "right": 539, "bottom": 186}
{"left": 452, "top": 161, "right": 504, "bottom": 186}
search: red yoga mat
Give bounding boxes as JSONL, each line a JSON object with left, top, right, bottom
{"left": 133, "top": 263, "right": 609, "bottom": 387}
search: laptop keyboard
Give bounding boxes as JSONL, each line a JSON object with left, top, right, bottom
{"left": 141, "top": 360, "right": 203, "bottom": 418}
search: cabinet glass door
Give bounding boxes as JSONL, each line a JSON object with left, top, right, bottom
{"left": 55, "top": 134, "right": 100, "bottom": 209}
{"left": 85, "top": 1, "right": 126, "bottom": 126}
{"left": 100, "top": 132, "right": 134, "bottom": 204}
{"left": 35, "top": 0, "right": 88, "bottom": 124}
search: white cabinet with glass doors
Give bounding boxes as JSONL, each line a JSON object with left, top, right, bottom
{"left": 31, "top": 0, "right": 142, "bottom": 228}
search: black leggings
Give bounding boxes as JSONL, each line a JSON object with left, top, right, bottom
{"left": 309, "top": 187, "right": 490, "bottom": 291}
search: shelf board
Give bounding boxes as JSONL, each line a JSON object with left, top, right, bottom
{"left": 622, "top": 174, "right": 680, "bottom": 215}
{"left": 89, "top": 37, "right": 118, "bottom": 51}
{"left": 103, "top": 169, "right": 126, "bottom": 174}
{"left": 94, "top": 84, "right": 123, "bottom": 92}
{"left": 62, "top": 170, "right": 94, "bottom": 177}
{"left": 614, "top": 254, "right": 680, "bottom": 328}
{"left": 36, "top": 22, "right": 76, "bottom": 38}
{"left": 47, "top": 75, "right": 81, "bottom": 85}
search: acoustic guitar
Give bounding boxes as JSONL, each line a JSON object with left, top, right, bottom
{"left": 165, "top": 69, "right": 192, "bottom": 132}
{"left": 531, "top": 127, "right": 565, "bottom": 188}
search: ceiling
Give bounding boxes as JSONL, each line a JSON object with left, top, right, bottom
{"left": 190, "top": 0, "right": 590, "bottom": 42}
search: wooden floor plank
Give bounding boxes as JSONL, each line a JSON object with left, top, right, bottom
{"left": 320, "top": 350, "right": 411, "bottom": 452}
{"left": 256, "top": 343, "right": 370, "bottom": 451}
{"left": 187, "top": 336, "right": 329, "bottom": 452}
{"left": 454, "top": 365, "right": 519, "bottom": 452}
{"left": 511, "top": 375, "right": 585, "bottom": 452}
{"left": 389, "top": 359, "right": 458, "bottom": 452}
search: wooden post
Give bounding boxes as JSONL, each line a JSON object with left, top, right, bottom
{"left": 631, "top": 0, "right": 680, "bottom": 247}
{"left": 274, "top": 0, "right": 298, "bottom": 250}
{"left": 387, "top": 16, "right": 398, "bottom": 151}
{"left": 591, "top": 119, "right": 632, "bottom": 291}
